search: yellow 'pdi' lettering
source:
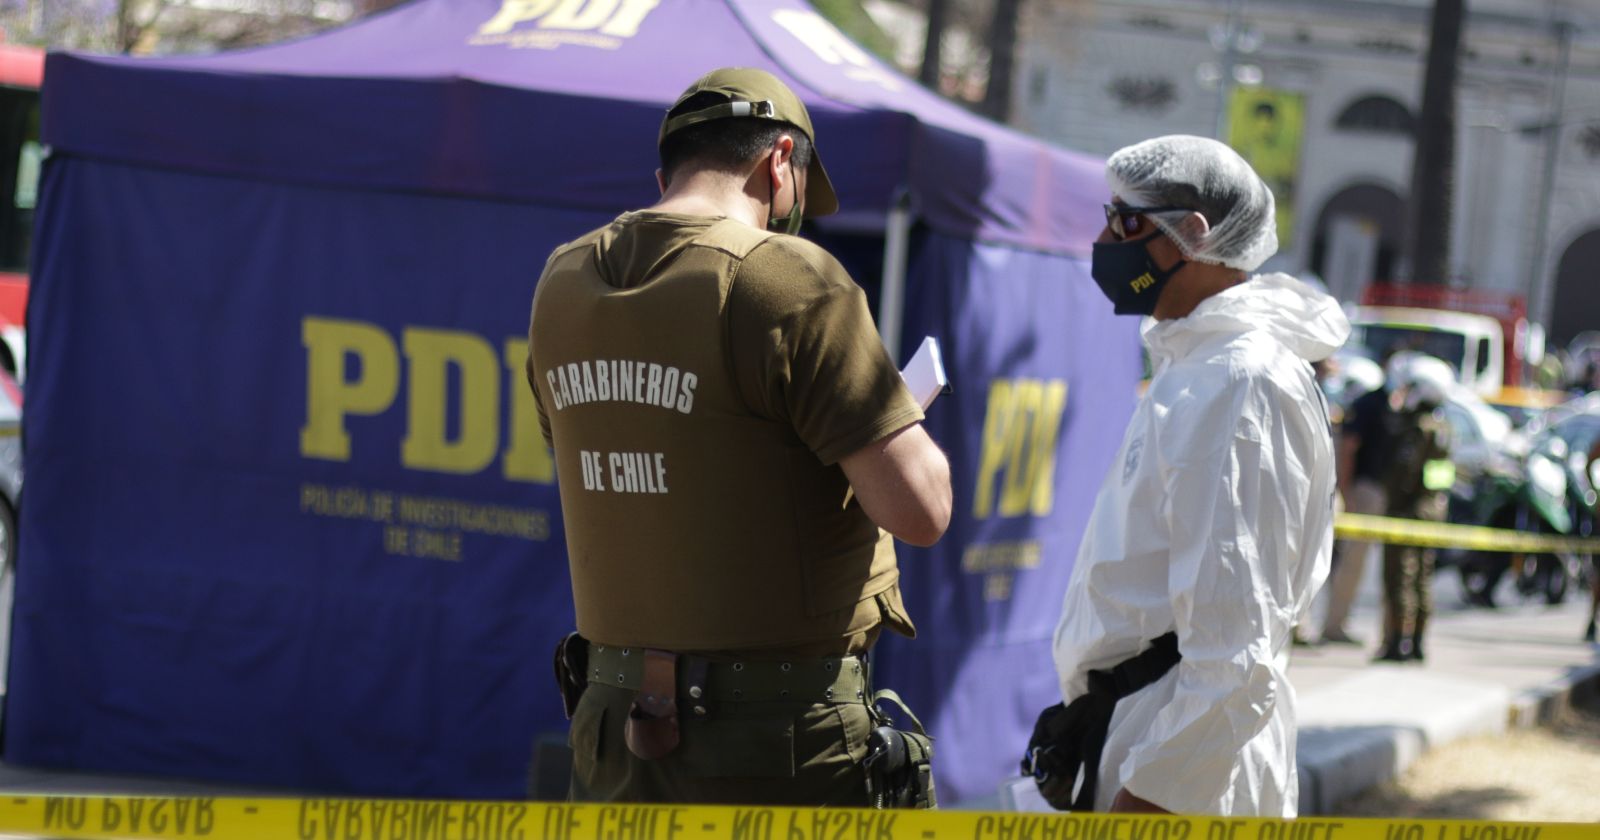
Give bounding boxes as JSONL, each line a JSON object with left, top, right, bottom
{"left": 478, "top": 0, "right": 661, "bottom": 36}
{"left": 1130, "top": 272, "right": 1156, "bottom": 293}
{"left": 299, "top": 316, "right": 554, "bottom": 484}
{"left": 973, "top": 378, "right": 1069, "bottom": 519}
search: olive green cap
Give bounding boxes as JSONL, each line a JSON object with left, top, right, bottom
{"left": 659, "top": 67, "right": 839, "bottom": 218}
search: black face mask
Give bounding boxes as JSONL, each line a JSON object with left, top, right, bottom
{"left": 1090, "top": 235, "right": 1186, "bottom": 316}
{"left": 767, "top": 158, "right": 803, "bottom": 235}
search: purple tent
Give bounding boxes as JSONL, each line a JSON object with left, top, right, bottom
{"left": 12, "top": 0, "right": 1141, "bottom": 802}
{"left": 48, "top": 0, "right": 1103, "bottom": 253}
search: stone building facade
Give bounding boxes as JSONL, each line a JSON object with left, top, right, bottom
{"left": 1009, "top": 0, "right": 1600, "bottom": 347}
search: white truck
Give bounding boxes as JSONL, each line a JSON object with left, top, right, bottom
{"left": 1347, "top": 282, "right": 1552, "bottom": 398}
{"left": 1348, "top": 305, "right": 1510, "bottom": 397}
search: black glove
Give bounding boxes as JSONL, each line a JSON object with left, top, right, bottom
{"left": 1020, "top": 681, "right": 1116, "bottom": 811}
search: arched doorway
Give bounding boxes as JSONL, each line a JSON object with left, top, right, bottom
{"left": 1550, "top": 229, "right": 1600, "bottom": 349}
{"left": 1334, "top": 95, "right": 1417, "bottom": 137}
{"left": 1311, "top": 183, "right": 1406, "bottom": 301}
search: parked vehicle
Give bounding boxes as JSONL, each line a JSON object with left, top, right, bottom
{"left": 1524, "top": 394, "right": 1600, "bottom": 594}
{"left": 1445, "top": 394, "right": 1600, "bottom": 607}
{"left": 1484, "top": 386, "right": 1568, "bottom": 430}
{"left": 1522, "top": 394, "right": 1600, "bottom": 469}
{"left": 1435, "top": 383, "right": 1519, "bottom": 482}
{"left": 1350, "top": 306, "right": 1505, "bottom": 397}
{"left": 0, "top": 369, "right": 23, "bottom": 701}
{"left": 1507, "top": 431, "right": 1592, "bottom": 606}
{"left": 0, "top": 43, "right": 40, "bottom": 382}
{"left": 1354, "top": 284, "right": 1546, "bottom": 397}
{"left": 1422, "top": 381, "right": 1555, "bottom": 605}
{"left": 1448, "top": 435, "right": 1577, "bottom": 607}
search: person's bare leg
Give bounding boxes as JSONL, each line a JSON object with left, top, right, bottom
{"left": 1110, "top": 788, "right": 1171, "bottom": 814}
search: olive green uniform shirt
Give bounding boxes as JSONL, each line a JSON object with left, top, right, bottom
{"left": 527, "top": 211, "right": 922, "bottom": 657}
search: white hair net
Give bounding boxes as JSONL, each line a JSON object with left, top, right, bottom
{"left": 1105, "top": 135, "right": 1278, "bottom": 272}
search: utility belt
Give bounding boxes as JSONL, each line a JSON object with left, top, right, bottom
{"left": 553, "top": 632, "right": 935, "bottom": 808}
{"left": 1020, "top": 632, "right": 1181, "bottom": 812}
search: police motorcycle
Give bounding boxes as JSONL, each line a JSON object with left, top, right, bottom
{"left": 1448, "top": 427, "right": 1584, "bottom": 607}
{"left": 1509, "top": 433, "right": 1590, "bottom": 605}
{"left": 1560, "top": 434, "right": 1598, "bottom": 602}
{"left": 1418, "top": 372, "right": 1579, "bottom": 606}
{"left": 1519, "top": 397, "right": 1600, "bottom": 606}
{"left": 1425, "top": 381, "right": 1528, "bottom": 602}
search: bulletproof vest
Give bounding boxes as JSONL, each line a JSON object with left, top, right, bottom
{"left": 528, "top": 216, "right": 903, "bottom": 653}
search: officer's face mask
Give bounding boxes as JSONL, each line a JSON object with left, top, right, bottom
{"left": 767, "top": 156, "right": 803, "bottom": 236}
{"left": 1090, "top": 232, "right": 1187, "bottom": 317}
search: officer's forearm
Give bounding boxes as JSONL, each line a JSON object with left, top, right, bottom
{"left": 840, "top": 423, "right": 952, "bottom": 547}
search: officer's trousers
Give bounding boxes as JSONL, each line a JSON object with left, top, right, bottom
{"left": 567, "top": 682, "right": 875, "bottom": 806}
{"left": 1381, "top": 542, "right": 1435, "bottom": 649}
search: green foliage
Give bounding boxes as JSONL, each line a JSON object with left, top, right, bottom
{"left": 810, "top": 0, "right": 898, "bottom": 63}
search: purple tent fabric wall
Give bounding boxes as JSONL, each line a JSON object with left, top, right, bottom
{"left": 879, "top": 232, "right": 1141, "bottom": 803}
{"left": 11, "top": 157, "right": 604, "bottom": 795}
{"left": 6, "top": 0, "right": 1141, "bottom": 799}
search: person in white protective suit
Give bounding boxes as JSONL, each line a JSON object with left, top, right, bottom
{"left": 1041, "top": 135, "right": 1350, "bottom": 816}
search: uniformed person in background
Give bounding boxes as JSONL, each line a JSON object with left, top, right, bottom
{"left": 1373, "top": 353, "right": 1454, "bottom": 663}
{"left": 525, "top": 68, "right": 952, "bottom": 806}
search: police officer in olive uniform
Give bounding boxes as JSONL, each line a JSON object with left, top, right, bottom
{"left": 1375, "top": 354, "right": 1454, "bottom": 663}
{"left": 525, "top": 68, "right": 953, "bottom": 806}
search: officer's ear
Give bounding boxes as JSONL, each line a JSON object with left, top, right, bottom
{"left": 655, "top": 168, "right": 667, "bottom": 196}
{"left": 767, "top": 135, "right": 796, "bottom": 187}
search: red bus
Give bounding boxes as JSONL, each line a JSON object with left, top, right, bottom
{"left": 0, "top": 42, "right": 41, "bottom": 380}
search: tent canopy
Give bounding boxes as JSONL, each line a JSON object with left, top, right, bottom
{"left": 43, "top": 0, "right": 1104, "bottom": 252}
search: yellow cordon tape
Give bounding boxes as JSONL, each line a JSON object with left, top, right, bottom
{"left": 0, "top": 796, "right": 1580, "bottom": 840}
{"left": 1335, "top": 512, "right": 1600, "bottom": 555}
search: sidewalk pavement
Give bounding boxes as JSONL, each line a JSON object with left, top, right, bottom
{"left": 1289, "top": 559, "right": 1599, "bottom": 815}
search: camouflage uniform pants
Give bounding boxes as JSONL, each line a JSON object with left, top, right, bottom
{"left": 1382, "top": 542, "right": 1435, "bottom": 645}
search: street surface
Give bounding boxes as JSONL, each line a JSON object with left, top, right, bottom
{"left": 1289, "top": 542, "right": 1599, "bottom": 816}
{"left": 1292, "top": 549, "right": 1597, "bottom": 694}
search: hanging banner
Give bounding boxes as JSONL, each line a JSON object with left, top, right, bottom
{"left": 1228, "top": 87, "right": 1305, "bottom": 249}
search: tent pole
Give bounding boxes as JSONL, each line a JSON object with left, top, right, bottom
{"left": 878, "top": 189, "right": 913, "bottom": 360}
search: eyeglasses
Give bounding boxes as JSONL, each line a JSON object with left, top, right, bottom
{"left": 1104, "top": 204, "right": 1185, "bottom": 241}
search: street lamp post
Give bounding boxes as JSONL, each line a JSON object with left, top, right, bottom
{"left": 1210, "top": 0, "right": 1246, "bottom": 140}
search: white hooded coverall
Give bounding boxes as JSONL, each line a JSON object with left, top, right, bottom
{"left": 1052, "top": 273, "right": 1350, "bottom": 816}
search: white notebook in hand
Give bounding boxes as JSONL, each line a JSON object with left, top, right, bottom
{"left": 845, "top": 337, "right": 950, "bottom": 509}
{"left": 900, "top": 336, "right": 950, "bottom": 410}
